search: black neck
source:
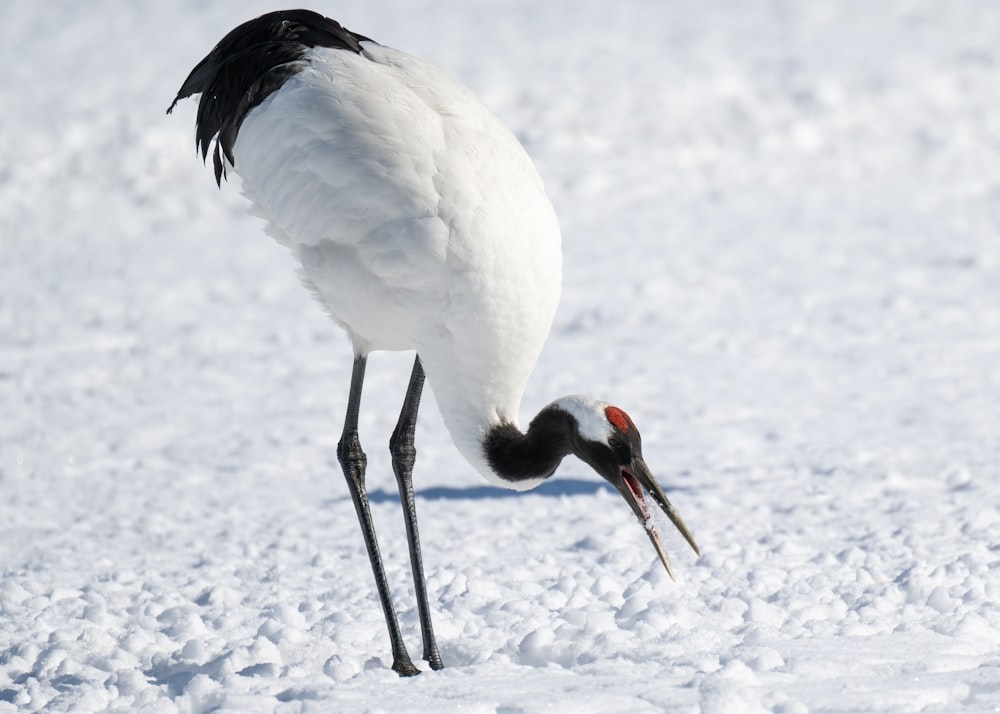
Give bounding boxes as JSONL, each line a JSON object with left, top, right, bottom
{"left": 482, "top": 407, "right": 576, "bottom": 483}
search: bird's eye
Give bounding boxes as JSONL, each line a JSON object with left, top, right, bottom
{"left": 608, "top": 436, "right": 631, "bottom": 462}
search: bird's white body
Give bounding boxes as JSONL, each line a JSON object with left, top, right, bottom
{"left": 231, "top": 44, "right": 562, "bottom": 487}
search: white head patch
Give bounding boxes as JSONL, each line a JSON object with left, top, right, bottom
{"left": 550, "top": 395, "right": 615, "bottom": 444}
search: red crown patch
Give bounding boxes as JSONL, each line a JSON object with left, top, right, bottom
{"left": 604, "top": 406, "right": 635, "bottom": 434}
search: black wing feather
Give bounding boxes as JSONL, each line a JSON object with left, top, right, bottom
{"left": 167, "top": 9, "right": 372, "bottom": 185}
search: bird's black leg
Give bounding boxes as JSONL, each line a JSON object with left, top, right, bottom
{"left": 389, "top": 356, "right": 444, "bottom": 670}
{"left": 337, "top": 354, "right": 420, "bottom": 677}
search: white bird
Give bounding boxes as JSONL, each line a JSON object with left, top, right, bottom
{"left": 169, "top": 9, "right": 700, "bottom": 676}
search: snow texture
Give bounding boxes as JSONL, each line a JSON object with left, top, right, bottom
{"left": 2, "top": 1, "right": 999, "bottom": 712}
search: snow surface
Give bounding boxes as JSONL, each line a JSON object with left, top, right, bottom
{"left": 2, "top": 1, "right": 999, "bottom": 712}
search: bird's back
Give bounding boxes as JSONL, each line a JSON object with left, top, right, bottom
{"left": 173, "top": 12, "right": 562, "bottom": 481}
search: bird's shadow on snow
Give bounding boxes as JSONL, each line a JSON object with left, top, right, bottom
{"left": 368, "top": 478, "right": 613, "bottom": 503}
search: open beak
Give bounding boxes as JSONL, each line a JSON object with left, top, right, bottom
{"left": 615, "top": 458, "right": 700, "bottom": 580}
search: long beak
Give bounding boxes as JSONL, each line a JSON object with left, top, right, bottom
{"left": 617, "top": 458, "right": 700, "bottom": 580}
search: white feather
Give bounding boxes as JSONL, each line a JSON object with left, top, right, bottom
{"left": 230, "top": 43, "right": 562, "bottom": 485}
{"left": 549, "top": 395, "right": 614, "bottom": 444}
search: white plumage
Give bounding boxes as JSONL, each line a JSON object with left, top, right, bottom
{"left": 233, "top": 44, "right": 561, "bottom": 486}
{"left": 170, "top": 9, "right": 698, "bottom": 676}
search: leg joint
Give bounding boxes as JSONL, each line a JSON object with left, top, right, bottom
{"left": 389, "top": 430, "right": 416, "bottom": 473}
{"left": 338, "top": 431, "right": 367, "bottom": 480}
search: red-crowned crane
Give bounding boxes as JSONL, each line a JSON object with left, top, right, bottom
{"left": 168, "top": 9, "right": 700, "bottom": 676}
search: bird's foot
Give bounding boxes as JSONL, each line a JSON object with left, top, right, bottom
{"left": 426, "top": 652, "right": 444, "bottom": 671}
{"left": 392, "top": 658, "right": 421, "bottom": 677}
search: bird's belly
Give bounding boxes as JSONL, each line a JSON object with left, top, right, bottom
{"left": 297, "top": 233, "right": 449, "bottom": 352}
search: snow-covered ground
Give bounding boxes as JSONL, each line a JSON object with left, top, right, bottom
{"left": 3, "top": 1, "right": 999, "bottom": 711}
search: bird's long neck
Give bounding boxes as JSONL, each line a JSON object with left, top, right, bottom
{"left": 481, "top": 408, "right": 575, "bottom": 487}
{"left": 416, "top": 317, "right": 564, "bottom": 490}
